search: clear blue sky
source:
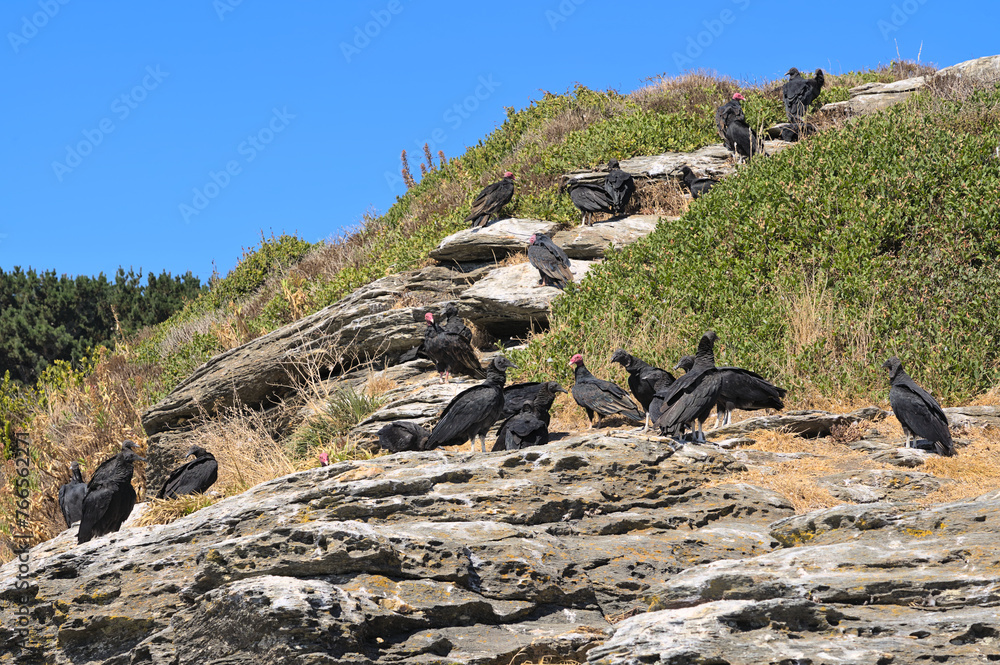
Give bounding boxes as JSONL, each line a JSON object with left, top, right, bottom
{"left": 2, "top": 1, "right": 996, "bottom": 281}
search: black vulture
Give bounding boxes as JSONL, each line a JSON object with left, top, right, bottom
{"left": 58, "top": 461, "right": 87, "bottom": 528}
{"left": 569, "top": 353, "right": 643, "bottom": 428}
{"left": 528, "top": 233, "right": 574, "bottom": 289}
{"left": 438, "top": 302, "right": 472, "bottom": 342}
{"left": 678, "top": 166, "right": 719, "bottom": 200}
{"left": 77, "top": 440, "right": 145, "bottom": 544}
{"left": 501, "top": 404, "right": 548, "bottom": 451}
{"left": 783, "top": 68, "right": 825, "bottom": 125}
{"left": 604, "top": 159, "right": 635, "bottom": 217}
{"left": 426, "top": 356, "right": 516, "bottom": 452}
{"left": 610, "top": 349, "right": 675, "bottom": 430}
{"left": 647, "top": 373, "right": 678, "bottom": 427}
{"left": 502, "top": 382, "right": 542, "bottom": 418}
{"left": 493, "top": 381, "right": 567, "bottom": 451}
{"left": 157, "top": 446, "right": 219, "bottom": 499}
{"left": 423, "top": 312, "right": 484, "bottom": 383}
{"left": 464, "top": 172, "right": 515, "bottom": 229}
{"left": 883, "top": 357, "right": 955, "bottom": 456}
{"left": 672, "top": 354, "right": 785, "bottom": 428}
{"left": 655, "top": 331, "right": 723, "bottom": 442}
{"left": 726, "top": 118, "right": 765, "bottom": 161}
{"left": 715, "top": 93, "right": 747, "bottom": 151}
{"left": 567, "top": 180, "right": 614, "bottom": 225}
{"left": 378, "top": 421, "right": 432, "bottom": 453}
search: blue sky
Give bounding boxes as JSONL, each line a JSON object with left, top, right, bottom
{"left": 2, "top": 0, "right": 997, "bottom": 281}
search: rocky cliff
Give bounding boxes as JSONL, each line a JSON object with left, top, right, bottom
{"left": 3, "top": 54, "right": 1000, "bottom": 665}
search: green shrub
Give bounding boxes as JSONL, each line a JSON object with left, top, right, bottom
{"left": 512, "top": 88, "right": 1000, "bottom": 404}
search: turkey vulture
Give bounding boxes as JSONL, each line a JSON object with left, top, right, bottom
{"left": 715, "top": 93, "right": 747, "bottom": 151}
{"left": 570, "top": 353, "right": 643, "bottom": 427}
{"left": 423, "top": 311, "right": 484, "bottom": 383}
{"left": 464, "top": 172, "right": 515, "bottom": 229}
{"left": 157, "top": 446, "right": 219, "bottom": 499}
{"left": 678, "top": 166, "right": 718, "bottom": 200}
{"left": 604, "top": 159, "right": 635, "bottom": 216}
{"left": 78, "top": 440, "right": 145, "bottom": 544}
{"left": 426, "top": 356, "right": 516, "bottom": 452}
{"left": 610, "top": 349, "right": 675, "bottom": 430}
{"left": 783, "top": 68, "right": 825, "bottom": 124}
{"left": 378, "top": 421, "right": 431, "bottom": 452}
{"left": 528, "top": 233, "right": 574, "bottom": 289}
{"left": 655, "top": 331, "right": 722, "bottom": 442}
{"left": 493, "top": 381, "right": 567, "bottom": 451}
{"left": 674, "top": 355, "right": 785, "bottom": 427}
{"left": 58, "top": 461, "right": 87, "bottom": 528}
{"left": 883, "top": 357, "right": 955, "bottom": 456}
{"left": 567, "top": 180, "right": 614, "bottom": 225}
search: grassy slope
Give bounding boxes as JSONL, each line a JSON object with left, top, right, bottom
{"left": 511, "top": 87, "right": 1000, "bottom": 404}
{"left": 12, "top": 61, "right": 989, "bottom": 556}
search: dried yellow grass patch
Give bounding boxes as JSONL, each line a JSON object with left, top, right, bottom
{"left": 135, "top": 494, "right": 217, "bottom": 527}
{"left": 712, "top": 429, "right": 890, "bottom": 512}
{"left": 967, "top": 386, "right": 1000, "bottom": 407}
{"left": 364, "top": 372, "right": 398, "bottom": 398}
{"left": 499, "top": 251, "right": 530, "bottom": 267}
{"left": 920, "top": 427, "right": 1000, "bottom": 504}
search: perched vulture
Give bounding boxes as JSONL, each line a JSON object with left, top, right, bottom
{"left": 675, "top": 355, "right": 785, "bottom": 427}
{"left": 502, "top": 382, "right": 542, "bottom": 418}
{"left": 438, "top": 302, "right": 472, "bottom": 342}
{"left": 157, "top": 446, "right": 219, "bottom": 499}
{"left": 570, "top": 353, "right": 643, "bottom": 427}
{"left": 378, "top": 421, "right": 432, "bottom": 453}
{"left": 493, "top": 381, "right": 567, "bottom": 451}
{"left": 726, "top": 118, "right": 765, "bottom": 161}
{"left": 783, "top": 68, "right": 825, "bottom": 124}
{"left": 610, "top": 349, "right": 675, "bottom": 430}
{"left": 647, "top": 373, "right": 679, "bottom": 426}
{"left": 464, "top": 172, "right": 515, "bottom": 229}
{"left": 78, "top": 440, "right": 145, "bottom": 545}
{"left": 425, "top": 356, "right": 517, "bottom": 452}
{"left": 58, "top": 461, "right": 87, "bottom": 528}
{"left": 655, "top": 331, "right": 722, "bottom": 442}
{"left": 567, "top": 180, "right": 614, "bottom": 225}
{"left": 883, "top": 357, "right": 955, "bottom": 456}
{"left": 528, "top": 233, "right": 574, "bottom": 289}
{"left": 604, "top": 159, "right": 635, "bottom": 216}
{"left": 423, "top": 312, "right": 484, "bottom": 383}
{"left": 678, "top": 166, "right": 719, "bottom": 200}
{"left": 715, "top": 93, "right": 747, "bottom": 151}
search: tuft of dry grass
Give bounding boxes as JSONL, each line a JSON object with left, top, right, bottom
{"left": 633, "top": 178, "right": 688, "bottom": 217}
{"left": 135, "top": 494, "right": 216, "bottom": 528}
{"left": 499, "top": 251, "right": 530, "bottom": 267}
{"left": 712, "top": 429, "right": 890, "bottom": 512}
{"left": 919, "top": 426, "right": 1000, "bottom": 504}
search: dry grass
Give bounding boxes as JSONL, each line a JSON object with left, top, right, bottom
{"left": 135, "top": 494, "right": 216, "bottom": 528}
{"left": 633, "top": 178, "right": 689, "bottom": 217}
{"left": 632, "top": 70, "right": 741, "bottom": 115}
{"left": 499, "top": 251, "right": 530, "bottom": 267}
{"left": 920, "top": 426, "right": 1000, "bottom": 504}
{"left": 714, "top": 429, "right": 890, "bottom": 512}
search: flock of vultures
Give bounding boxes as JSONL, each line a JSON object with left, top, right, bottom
{"left": 58, "top": 67, "right": 954, "bottom": 548}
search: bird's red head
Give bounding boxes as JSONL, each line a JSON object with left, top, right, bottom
{"left": 318, "top": 452, "right": 329, "bottom": 467}
{"left": 504, "top": 171, "right": 514, "bottom": 179}
{"left": 529, "top": 233, "right": 537, "bottom": 244}
{"left": 424, "top": 312, "right": 434, "bottom": 324}
{"left": 732, "top": 93, "right": 745, "bottom": 101}
{"left": 569, "top": 353, "right": 583, "bottom": 366}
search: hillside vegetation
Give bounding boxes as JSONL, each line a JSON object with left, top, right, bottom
{"left": 10, "top": 59, "right": 995, "bottom": 557}
{"left": 512, "top": 86, "right": 1000, "bottom": 404}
